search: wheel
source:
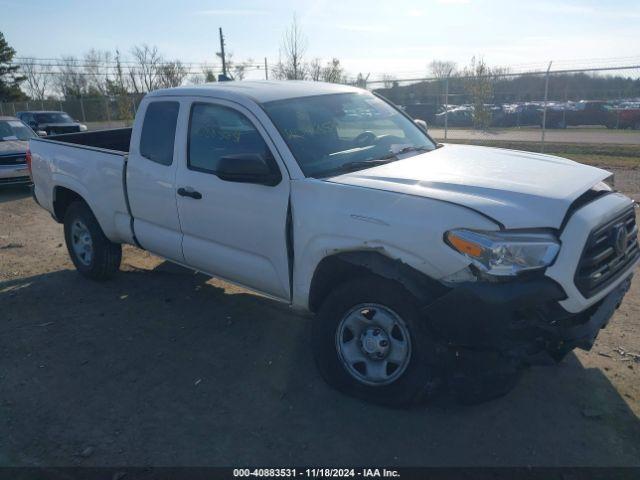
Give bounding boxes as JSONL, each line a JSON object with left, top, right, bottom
{"left": 64, "top": 201, "right": 122, "bottom": 280}
{"left": 312, "top": 276, "right": 444, "bottom": 407}
{"left": 449, "top": 350, "right": 523, "bottom": 405}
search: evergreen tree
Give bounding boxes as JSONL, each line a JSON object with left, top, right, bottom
{"left": 0, "top": 31, "right": 26, "bottom": 101}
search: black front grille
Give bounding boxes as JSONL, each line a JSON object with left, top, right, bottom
{"left": 575, "top": 206, "right": 639, "bottom": 298}
{"left": 0, "top": 154, "right": 26, "bottom": 166}
{"left": 47, "top": 125, "right": 80, "bottom": 134}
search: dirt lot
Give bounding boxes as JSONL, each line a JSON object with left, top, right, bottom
{"left": 1, "top": 179, "right": 639, "bottom": 467}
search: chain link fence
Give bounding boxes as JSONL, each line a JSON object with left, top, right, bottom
{"left": 2, "top": 64, "right": 639, "bottom": 198}
{"left": 0, "top": 94, "right": 144, "bottom": 130}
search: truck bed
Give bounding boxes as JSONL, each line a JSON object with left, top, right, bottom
{"left": 46, "top": 127, "right": 132, "bottom": 153}
{"left": 30, "top": 129, "right": 134, "bottom": 246}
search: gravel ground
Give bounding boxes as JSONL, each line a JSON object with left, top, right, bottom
{"left": 1, "top": 182, "right": 639, "bottom": 467}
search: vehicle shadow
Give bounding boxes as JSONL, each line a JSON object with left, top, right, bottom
{"left": 1, "top": 262, "right": 639, "bottom": 467}
{"left": 0, "top": 185, "right": 31, "bottom": 204}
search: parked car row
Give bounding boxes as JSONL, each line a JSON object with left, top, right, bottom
{"left": 426, "top": 100, "right": 640, "bottom": 129}
{"left": 0, "top": 109, "right": 89, "bottom": 187}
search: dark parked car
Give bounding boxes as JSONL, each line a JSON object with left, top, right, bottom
{"left": 499, "top": 103, "right": 542, "bottom": 127}
{"left": 0, "top": 116, "right": 35, "bottom": 186}
{"left": 433, "top": 107, "right": 474, "bottom": 127}
{"left": 614, "top": 108, "right": 640, "bottom": 129}
{"left": 16, "top": 110, "right": 87, "bottom": 135}
{"left": 545, "top": 101, "right": 616, "bottom": 129}
{"left": 403, "top": 103, "right": 439, "bottom": 123}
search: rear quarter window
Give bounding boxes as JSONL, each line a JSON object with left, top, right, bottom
{"left": 140, "top": 101, "right": 180, "bottom": 166}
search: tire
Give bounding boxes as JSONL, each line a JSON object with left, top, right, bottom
{"left": 312, "top": 276, "right": 445, "bottom": 407}
{"left": 449, "top": 350, "right": 523, "bottom": 405}
{"left": 63, "top": 200, "right": 122, "bottom": 280}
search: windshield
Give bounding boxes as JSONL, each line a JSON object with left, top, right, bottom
{"left": 0, "top": 120, "right": 36, "bottom": 141}
{"left": 34, "top": 112, "right": 74, "bottom": 124}
{"left": 263, "top": 92, "right": 436, "bottom": 177}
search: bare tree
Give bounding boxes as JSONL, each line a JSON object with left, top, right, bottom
{"left": 308, "top": 58, "right": 322, "bottom": 81}
{"left": 56, "top": 56, "right": 87, "bottom": 98}
{"left": 84, "top": 49, "right": 112, "bottom": 95}
{"left": 322, "top": 58, "right": 344, "bottom": 83}
{"left": 272, "top": 14, "right": 307, "bottom": 80}
{"left": 428, "top": 60, "right": 457, "bottom": 79}
{"left": 354, "top": 72, "right": 370, "bottom": 89}
{"left": 232, "top": 58, "right": 253, "bottom": 81}
{"left": 22, "top": 60, "right": 52, "bottom": 100}
{"left": 106, "top": 49, "right": 128, "bottom": 95}
{"left": 188, "top": 64, "right": 217, "bottom": 85}
{"left": 380, "top": 74, "right": 397, "bottom": 89}
{"left": 129, "top": 44, "right": 162, "bottom": 93}
{"left": 157, "top": 60, "right": 188, "bottom": 88}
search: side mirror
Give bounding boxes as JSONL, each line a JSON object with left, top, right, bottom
{"left": 36, "top": 130, "right": 48, "bottom": 137}
{"left": 216, "top": 153, "right": 281, "bottom": 186}
{"left": 414, "top": 118, "right": 428, "bottom": 132}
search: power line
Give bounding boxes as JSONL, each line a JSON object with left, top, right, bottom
{"left": 367, "top": 64, "right": 640, "bottom": 85}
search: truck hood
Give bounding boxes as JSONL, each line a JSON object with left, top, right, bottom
{"left": 327, "top": 144, "right": 611, "bottom": 229}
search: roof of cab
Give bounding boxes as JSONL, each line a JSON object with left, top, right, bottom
{"left": 147, "top": 80, "right": 363, "bottom": 104}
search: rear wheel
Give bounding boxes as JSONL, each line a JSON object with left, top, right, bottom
{"left": 64, "top": 201, "right": 121, "bottom": 280}
{"left": 312, "top": 276, "right": 444, "bottom": 407}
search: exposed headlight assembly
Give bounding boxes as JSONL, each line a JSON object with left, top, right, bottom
{"left": 445, "top": 229, "right": 560, "bottom": 277}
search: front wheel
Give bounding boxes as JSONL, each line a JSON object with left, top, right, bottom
{"left": 64, "top": 200, "right": 122, "bottom": 280}
{"left": 312, "top": 276, "right": 444, "bottom": 407}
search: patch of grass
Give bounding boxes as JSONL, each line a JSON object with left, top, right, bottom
{"left": 437, "top": 138, "right": 640, "bottom": 168}
{"left": 559, "top": 154, "right": 640, "bottom": 169}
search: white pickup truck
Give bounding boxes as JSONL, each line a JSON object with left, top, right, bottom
{"left": 29, "top": 81, "right": 639, "bottom": 406}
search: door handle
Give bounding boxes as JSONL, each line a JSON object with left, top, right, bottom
{"left": 177, "top": 187, "right": 202, "bottom": 200}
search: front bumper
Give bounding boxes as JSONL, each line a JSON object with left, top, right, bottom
{"left": 425, "top": 274, "right": 633, "bottom": 362}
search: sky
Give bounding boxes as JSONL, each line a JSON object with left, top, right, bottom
{"left": 2, "top": 0, "right": 640, "bottom": 80}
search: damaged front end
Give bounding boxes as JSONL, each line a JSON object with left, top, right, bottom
{"left": 423, "top": 273, "right": 633, "bottom": 401}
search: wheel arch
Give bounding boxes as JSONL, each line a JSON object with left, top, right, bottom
{"left": 307, "top": 250, "right": 449, "bottom": 313}
{"left": 52, "top": 185, "right": 90, "bottom": 223}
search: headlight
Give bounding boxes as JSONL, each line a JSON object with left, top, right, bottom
{"left": 445, "top": 229, "right": 560, "bottom": 277}
{"left": 79, "top": 124, "right": 88, "bottom": 131}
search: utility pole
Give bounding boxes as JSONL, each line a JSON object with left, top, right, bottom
{"left": 219, "top": 27, "right": 227, "bottom": 79}
{"left": 264, "top": 57, "right": 268, "bottom": 80}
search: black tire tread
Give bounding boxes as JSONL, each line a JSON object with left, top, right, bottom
{"left": 64, "top": 201, "right": 122, "bottom": 281}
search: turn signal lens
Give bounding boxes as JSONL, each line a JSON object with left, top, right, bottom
{"left": 446, "top": 232, "right": 483, "bottom": 257}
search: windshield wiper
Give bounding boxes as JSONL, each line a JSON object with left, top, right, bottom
{"left": 315, "top": 159, "right": 395, "bottom": 178}
{"left": 378, "top": 145, "right": 431, "bottom": 161}
{"left": 315, "top": 146, "right": 432, "bottom": 178}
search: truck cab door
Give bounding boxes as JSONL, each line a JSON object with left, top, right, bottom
{"left": 126, "top": 99, "right": 185, "bottom": 263}
{"left": 174, "top": 100, "right": 291, "bottom": 301}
